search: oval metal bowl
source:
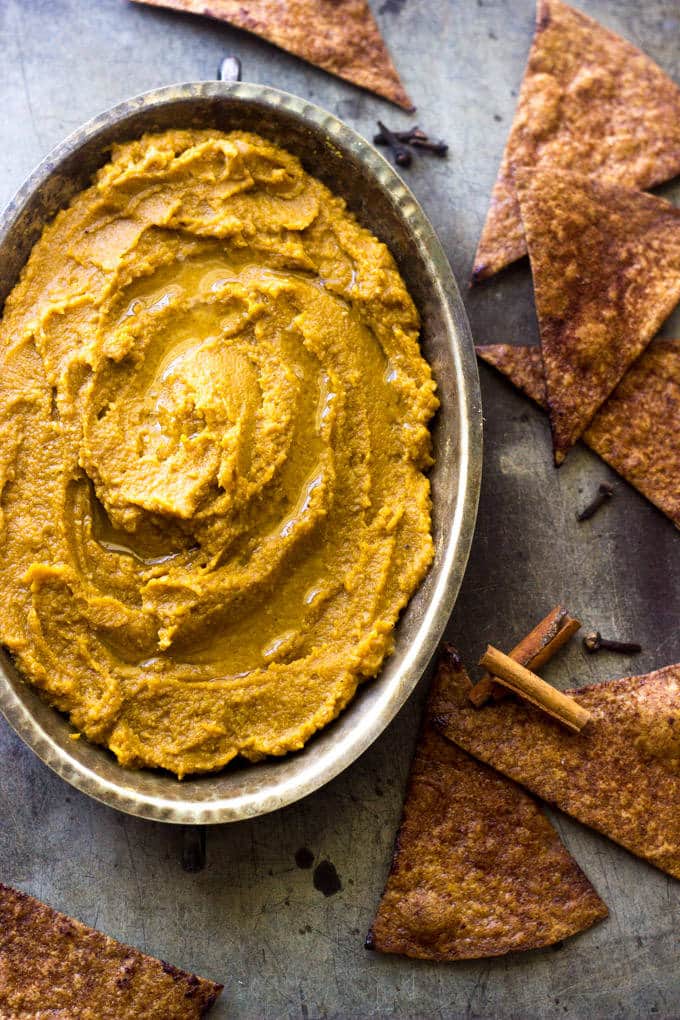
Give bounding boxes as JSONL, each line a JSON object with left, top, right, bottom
{"left": 0, "top": 82, "right": 482, "bottom": 823}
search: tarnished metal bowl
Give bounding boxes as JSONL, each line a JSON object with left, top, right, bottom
{"left": 0, "top": 82, "right": 481, "bottom": 823}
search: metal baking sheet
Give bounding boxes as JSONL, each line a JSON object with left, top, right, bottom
{"left": 1, "top": 0, "right": 678, "bottom": 1016}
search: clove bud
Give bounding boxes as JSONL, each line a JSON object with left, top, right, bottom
{"left": 373, "top": 122, "right": 449, "bottom": 166}
{"left": 583, "top": 631, "right": 641, "bottom": 654}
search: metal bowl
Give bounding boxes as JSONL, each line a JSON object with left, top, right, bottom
{"left": 0, "top": 82, "right": 481, "bottom": 823}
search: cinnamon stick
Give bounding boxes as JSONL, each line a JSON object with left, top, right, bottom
{"left": 478, "top": 645, "right": 591, "bottom": 733}
{"left": 469, "top": 606, "right": 580, "bottom": 707}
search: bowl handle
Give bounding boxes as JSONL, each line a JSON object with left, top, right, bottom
{"left": 217, "top": 56, "right": 242, "bottom": 83}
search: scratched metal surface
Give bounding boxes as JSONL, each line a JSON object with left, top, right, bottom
{"left": 1, "top": 1, "right": 679, "bottom": 1017}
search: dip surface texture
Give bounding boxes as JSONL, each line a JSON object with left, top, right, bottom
{"left": 0, "top": 130, "right": 437, "bottom": 776}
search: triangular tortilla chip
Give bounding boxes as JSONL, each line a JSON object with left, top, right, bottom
{"left": 0, "top": 884, "right": 222, "bottom": 1018}
{"left": 478, "top": 343, "right": 547, "bottom": 404}
{"left": 130, "top": 0, "right": 413, "bottom": 110}
{"left": 472, "top": 0, "right": 680, "bottom": 282}
{"left": 367, "top": 648, "right": 607, "bottom": 960}
{"left": 431, "top": 654, "right": 680, "bottom": 879}
{"left": 477, "top": 341, "right": 680, "bottom": 528}
{"left": 515, "top": 168, "right": 680, "bottom": 462}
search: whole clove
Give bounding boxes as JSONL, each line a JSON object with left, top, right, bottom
{"left": 373, "top": 123, "right": 449, "bottom": 165}
{"left": 409, "top": 138, "right": 449, "bottom": 155}
{"left": 375, "top": 121, "right": 412, "bottom": 166}
{"left": 583, "top": 631, "right": 642, "bottom": 655}
{"left": 577, "top": 482, "right": 614, "bottom": 521}
{"left": 373, "top": 125, "right": 423, "bottom": 145}
{"left": 377, "top": 125, "right": 448, "bottom": 154}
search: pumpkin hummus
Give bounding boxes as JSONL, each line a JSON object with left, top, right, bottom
{"left": 0, "top": 130, "right": 437, "bottom": 777}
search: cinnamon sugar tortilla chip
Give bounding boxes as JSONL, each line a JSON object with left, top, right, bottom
{"left": 477, "top": 340, "right": 680, "bottom": 528}
{"left": 367, "top": 648, "right": 607, "bottom": 961}
{"left": 0, "top": 884, "right": 222, "bottom": 1019}
{"left": 431, "top": 654, "right": 680, "bottom": 879}
{"left": 473, "top": 0, "right": 680, "bottom": 282}
{"left": 130, "top": 0, "right": 413, "bottom": 110}
{"left": 478, "top": 343, "right": 547, "bottom": 404}
{"left": 516, "top": 168, "right": 680, "bottom": 462}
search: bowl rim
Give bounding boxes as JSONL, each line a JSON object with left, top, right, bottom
{"left": 0, "top": 80, "right": 482, "bottom": 823}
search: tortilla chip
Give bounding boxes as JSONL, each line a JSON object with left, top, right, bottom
{"left": 130, "top": 0, "right": 413, "bottom": 110}
{"left": 367, "top": 648, "right": 607, "bottom": 961}
{"left": 0, "top": 883, "right": 222, "bottom": 1018}
{"left": 516, "top": 168, "right": 680, "bottom": 462}
{"left": 477, "top": 340, "right": 680, "bottom": 528}
{"left": 478, "top": 343, "right": 547, "bottom": 404}
{"left": 472, "top": 0, "right": 680, "bottom": 282}
{"left": 431, "top": 654, "right": 680, "bottom": 880}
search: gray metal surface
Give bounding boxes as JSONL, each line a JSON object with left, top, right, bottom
{"left": 1, "top": 1, "right": 679, "bottom": 1017}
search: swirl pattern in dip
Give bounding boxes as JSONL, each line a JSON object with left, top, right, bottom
{"left": 0, "top": 130, "right": 438, "bottom": 776}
